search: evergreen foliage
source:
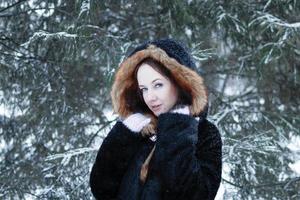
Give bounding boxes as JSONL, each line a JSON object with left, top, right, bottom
{"left": 0, "top": 0, "right": 299, "bottom": 199}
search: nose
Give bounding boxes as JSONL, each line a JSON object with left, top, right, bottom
{"left": 146, "top": 89, "right": 157, "bottom": 102}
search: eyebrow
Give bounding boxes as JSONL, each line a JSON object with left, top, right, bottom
{"left": 139, "top": 78, "right": 162, "bottom": 87}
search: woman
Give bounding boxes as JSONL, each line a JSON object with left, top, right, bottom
{"left": 90, "top": 38, "right": 222, "bottom": 200}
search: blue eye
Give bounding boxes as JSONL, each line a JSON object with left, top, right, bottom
{"left": 139, "top": 83, "right": 162, "bottom": 93}
{"left": 155, "top": 83, "right": 163, "bottom": 88}
{"left": 140, "top": 88, "right": 147, "bottom": 93}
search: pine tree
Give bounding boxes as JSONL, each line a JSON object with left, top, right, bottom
{"left": 0, "top": 0, "right": 299, "bottom": 199}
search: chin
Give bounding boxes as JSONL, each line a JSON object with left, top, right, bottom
{"left": 155, "top": 110, "right": 166, "bottom": 117}
{"left": 152, "top": 107, "right": 166, "bottom": 117}
{"left": 152, "top": 110, "right": 160, "bottom": 117}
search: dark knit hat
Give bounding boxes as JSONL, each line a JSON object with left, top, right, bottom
{"left": 127, "top": 38, "right": 197, "bottom": 72}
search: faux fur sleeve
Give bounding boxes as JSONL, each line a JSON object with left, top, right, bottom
{"left": 152, "top": 113, "right": 222, "bottom": 200}
{"left": 89, "top": 121, "right": 144, "bottom": 200}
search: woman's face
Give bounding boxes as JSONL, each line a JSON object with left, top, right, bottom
{"left": 137, "top": 63, "right": 179, "bottom": 116}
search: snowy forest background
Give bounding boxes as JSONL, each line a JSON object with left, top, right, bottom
{"left": 0, "top": 0, "right": 300, "bottom": 199}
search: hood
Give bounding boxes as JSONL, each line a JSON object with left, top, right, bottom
{"left": 110, "top": 39, "right": 208, "bottom": 135}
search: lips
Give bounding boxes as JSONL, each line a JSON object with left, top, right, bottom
{"left": 151, "top": 104, "right": 161, "bottom": 112}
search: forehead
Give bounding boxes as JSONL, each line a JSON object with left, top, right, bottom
{"left": 137, "top": 63, "right": 168, "bottom": 84}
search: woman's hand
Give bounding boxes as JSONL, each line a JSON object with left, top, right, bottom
{"left": 170, "top": 104, "right": 190, "bottom": 115}
{"left": 122, "top": 113, "right": 151, "bottom": 133}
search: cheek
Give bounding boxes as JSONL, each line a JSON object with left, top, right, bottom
{"left": 143, "top": 94, "right": 148, "bottom": 102}
{"left": 169, "top": 87, "right": 179, "bottom": 104}
{"left": 142, "top": 95, "right": 150, "bottom": 106}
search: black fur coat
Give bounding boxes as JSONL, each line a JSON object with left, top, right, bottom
{"left": 90, "top": 112, "right": 222, "bottom": 200}
{"left": 90, "top": 38, "right": 222, "bottom": 199}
